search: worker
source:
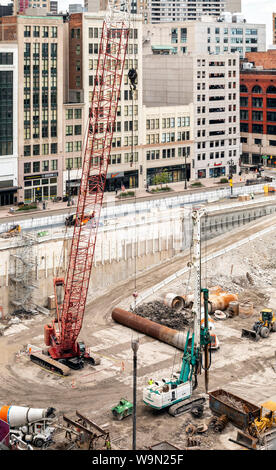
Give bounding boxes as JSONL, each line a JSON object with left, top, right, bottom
{"left": 148, "top": 378, "right": 154, "bottom": 385}
{"left": 105, "top": 438, "right": 111, "bottom": 450}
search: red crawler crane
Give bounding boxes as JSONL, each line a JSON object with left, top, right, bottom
{"left": 32, "top": 7, "right": 131, "bottom": 374}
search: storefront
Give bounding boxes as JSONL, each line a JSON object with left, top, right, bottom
{"left": 65, "top": 170, "right": 139, "bottom": 196}
{"left": 0, "top": 184, "right": 18, "bottom": 206}
{"left": 24, "top": 172, "right": 58, "bottom": 202}
{"left": 209, "top": 165, "right": 226, "bottom": 178}
{"left": 146, "top": 164, "right": 190, "bottom": 186}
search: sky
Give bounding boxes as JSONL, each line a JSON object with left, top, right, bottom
{"left": 241, "top": 0, "right": 274, "bottom": 46}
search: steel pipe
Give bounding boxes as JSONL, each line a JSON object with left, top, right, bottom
{"left": 112, "top": 307, "right": 188, "bottom": 350}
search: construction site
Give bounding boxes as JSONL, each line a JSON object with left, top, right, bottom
{"left": 1, "top": 2, "right": 276, "bottom": 455}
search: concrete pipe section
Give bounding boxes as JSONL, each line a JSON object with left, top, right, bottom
{"left": 112, "top": 307, "right": 188, "bottom": 350}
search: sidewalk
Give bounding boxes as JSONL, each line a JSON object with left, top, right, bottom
{"left": 0, "top": 173, "right": 260, "bottom": 220}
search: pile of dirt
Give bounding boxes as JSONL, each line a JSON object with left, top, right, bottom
{"left": 134, "top": 300, "right": 192, "bottom": 330}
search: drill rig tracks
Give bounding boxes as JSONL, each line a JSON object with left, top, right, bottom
{"left": 168, "top": 396, "right": 206, "bottom": 417}
{"left": 30, "top": 351, "right": 71, "bottom": 376}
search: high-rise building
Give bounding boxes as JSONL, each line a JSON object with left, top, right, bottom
{"left": 13, "top": 0, "right": 51, "bottom": 14}
{"left": 0, "top": 3, "right": 13, "bottom": 17}
{"left": 143, "top": 51, "right": 240, "bottom": 180}
{"left": 143, "top": 18, "right": 266, "bottom": 59}
{"left": 0, "top": 44, "right": 18, "bottom": 205}
{"left": 0, "top": 14, "right": 66, "bottom": 204}
{"left": 147, "top": 0, "right": 241, "bottom": 24}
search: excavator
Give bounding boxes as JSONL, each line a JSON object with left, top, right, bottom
{"left": 30, "top": 1, "right": 132, "bottom": 375}
{"left": 143, "top": 208, "right": 212, "bottom": 416}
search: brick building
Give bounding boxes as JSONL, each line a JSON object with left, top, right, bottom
{"left": 240, "top": 50, "right": 276, "bottom": 168}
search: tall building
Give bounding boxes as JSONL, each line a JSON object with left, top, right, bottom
{"left": 143, "top": 17, "right": 266, "bottom": 59}
{"left": 143, "top": 51, "right": 240, "bottom": 180}
{"left": 240, "top": 50, "right": 276, "bottom": 169}
{"left": 147, "top": 0, "right": 241, "bottom": 24}
{"left": 0, "top": 44, "right": 18, "bottom": 205}
{"left": 0, "top": 3, "right": 13, "bottom": 17}
{"left": 0, "top": 14, "right": 67, "bottom": 204}
{"left": 13, "top": 0, "right": 51, "bottom": 14}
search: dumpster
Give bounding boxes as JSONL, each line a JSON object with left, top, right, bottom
{"left": 208, "top": 389, "right": 261, "bottom": 430}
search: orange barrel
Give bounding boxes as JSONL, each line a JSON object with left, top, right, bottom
{"left": 239, "top": 302, "right": 253, "bottom": 319}
{"left": 44, "top": 324, "right": 54, "bottom": 346}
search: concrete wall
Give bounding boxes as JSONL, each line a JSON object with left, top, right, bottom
{"left": 1, "top": 199, "right": 276, "bottom": 316}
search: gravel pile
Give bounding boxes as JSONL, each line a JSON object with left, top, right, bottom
{"left": 134, "top": 300, "right": 192, "bottom": 330}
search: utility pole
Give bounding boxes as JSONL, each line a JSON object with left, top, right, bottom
{"left": 184, "top": 152, "right": 187, "bottom": 189}
{"left": 131, "top": 338, "right": 139, "bottom": 451}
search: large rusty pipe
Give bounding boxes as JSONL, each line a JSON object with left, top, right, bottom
{"left": 112, "top": 307, "right": 187, "bottom": 350}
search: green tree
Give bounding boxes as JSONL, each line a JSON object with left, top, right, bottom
{"left": 153, "top": 170, "right": 169, "bottom": 188}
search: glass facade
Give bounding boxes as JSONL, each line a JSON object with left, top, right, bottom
{"left": 0, "top": 70, "right": 13, "bottom": 156}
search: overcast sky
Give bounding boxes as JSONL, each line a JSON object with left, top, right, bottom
{"left": 242, "top": 0, "right": 274, "bottom": 46}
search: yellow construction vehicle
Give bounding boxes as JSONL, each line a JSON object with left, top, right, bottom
{"left": 242, "top": 308, "right": 276, "bottom": 341}
{"left": 0, "top": 225, "right": 21, "bottom": 238}
{"left": 248, "top": 401, "right": 276, "bottom": 438}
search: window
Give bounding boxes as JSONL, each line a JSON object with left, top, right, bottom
{"left": 74, "top": 125, "right": 82, "bottom": 135}
{"left": 66, "top": 142, "right": 73, "bottom": 152}
{"left": 267, "top": 86, "right": 276, "bottom": 94}
{"left": 33, "top": 26, "right": 40, "bottom": 37}
{"left": 74, "top": 109, "right": 82, "bottom": 119}
{"left": 33, "top": 161, "right": 40, "bottom": 172}
{"left": 24, "top": 162, "right": 31, "bottom": 173}
{"left": 42, "top": 160, "right": 49, "bottom": 171}
{"left": 51, "top": 143, "right": 57, "bottom": 154}
{"left": 66, "top": 125, "right": 73, "bottom": 136}
{"left": 51, "top": 27, "right": 57, "bottom": 38}
{"left": 252, "top": 85, "right": 263, "bottom": 94}
{"left": 240, "top": 84, "right": 248, "bottom": 93}
{"left": 66, "top": 109, "right": 73, "bottom": 119}
{"left": 24, "top": 145, "right": 31, "bottom": 156}
{"left": 51, "top": 160, "right": 58, "bottom": 170}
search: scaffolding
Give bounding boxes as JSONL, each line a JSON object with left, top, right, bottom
{"left": 9, "top": 232, "right": 38, "bottom": 314}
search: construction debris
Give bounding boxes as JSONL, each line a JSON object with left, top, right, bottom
{"left": 209, "top": 414, "right": 229, "bottom": 433}
{"left": 133, "top": 300, "right": 191, "bottom": 330}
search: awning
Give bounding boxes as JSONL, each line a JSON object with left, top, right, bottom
{"left": 152, "top": 45, "right": 176, "bottom": 51}
{"left": 0, "top": 186, "right": 18, "bottom": 193}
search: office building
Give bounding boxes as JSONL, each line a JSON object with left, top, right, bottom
{"left": 143, "top": 16, "right": 266, "bottom": 59}
{"left": 0, "top": 14, "right": 67, "bottom": 203}
{"left": 143, "top": 51, "right": 240, "bottom": 180}
{"left": 0, "top": 43, "right": 18, "bottom": 205}
{"left": 147, "top": 0, "right": 241, "bottom": 24}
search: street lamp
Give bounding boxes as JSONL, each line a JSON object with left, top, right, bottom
{"left": 227, "top": 158, "right": 235, "bottom": 196}
{"left": 131, "top": 338, "right": 139, "bottom": 451}
{"left": 67, "top": 162, "right": 72, "bottom": 207}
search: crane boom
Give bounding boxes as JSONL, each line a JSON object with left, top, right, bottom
{"left": 44, "top": 3, "right": 131, "bottom": 366}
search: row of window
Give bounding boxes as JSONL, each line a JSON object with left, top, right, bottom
{"left": 197, "top": 58, "right": 236, "bottom": 67}
{"left": 240, "top": 110, "right": 276, "bottom": 122}
{"left": 65, "top": 108, "right": 82, "bottom": 120}
{"left": 24, "top": 143, "right": 58, "bottom": 156}
{"left": 241, "top": 123, "right": 276, "bottom": 135}
{"left": 240, "top": 85, "right": 276, "bottom": 94}
{"left": 24, "top": 26, "right": 58, "bottom": 38}
{"left": 207, "top": 27, "right": 258, "bottom": 36}
{"left": 24, "top": 160, "right": 58, "bottom": 174}
{"left": 65, "top": 125, "right": 82, "bottom": 136}
{"left": 147, "top": 147, "right": 190, "bottom": 160}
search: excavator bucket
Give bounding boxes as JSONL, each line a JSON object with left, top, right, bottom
{"left": 241, "top": 329, "right": 260, "bottom": 341}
